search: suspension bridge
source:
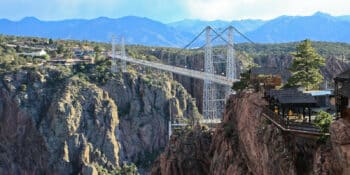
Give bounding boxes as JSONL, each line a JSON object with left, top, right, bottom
{"left": 110, "top": 26, "right": 253, "bottom": 130}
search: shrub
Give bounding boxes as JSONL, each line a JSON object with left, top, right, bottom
{"left": 232, "top": 71, "right": 251, "bottom": 92}
{"left": 20, "top": 84, "right": 27, "bottom": 92}
{"left": 96, "top": 163, "right": 139, "bottom": 175}
{"left": 314, "top": 110, "right": 333, "bottom": 133}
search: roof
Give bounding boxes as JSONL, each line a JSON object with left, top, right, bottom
{"left": 266, "top": 88, "right": 300, "bottom": 97}
{"left": 266, "top": 88, "right": 317, "bottom": 105}
{"left": 276, "top": 94, "right": 317, "bottom": 105}
{"left": 250, "top": 67, "right": 280, "bottom": 75}
{"left": 335, "top": 69, "right": 350, "bottom": 80}
{"left": 304, "top": 90, "right": 332, "bottom": 96}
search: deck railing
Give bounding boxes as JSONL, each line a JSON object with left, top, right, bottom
{"left": 259, "top": 104, "right": 326, "bottom": 136}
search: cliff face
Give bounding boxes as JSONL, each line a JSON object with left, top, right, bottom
{"left": 329, "top": 118, "right": 350, "bottom": 174}
{"left": 151, "top": 128, "right": 212, "bottom": 175}
{"left": 0, "top": 66, "right": 198, "bottom": 174}
{"left": 0, "top": 69, "right": 120, "bottom": 174}
{"left": 152, "top": 93, "right": 350, "bottom": 175}
{"left": 208, "top": 93, "right": 297, "bottom": 175}
{"left": 103, "top": 72, "right": 198, "bottom": 168}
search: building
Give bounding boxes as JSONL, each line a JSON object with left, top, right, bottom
{"left": 18, "top": 49, "right": 47, "bottom": 57}
{"left": 334, "top": 69, "right": 350, "bottom": 119}
{"left": 48, "top": 58, "right": 94, "bottom": 66}
{"left": 265, "top": 88, "right": 318, "bottom": 124}
{"left": 304, "top": 90, "right": 333, "bottom": 111}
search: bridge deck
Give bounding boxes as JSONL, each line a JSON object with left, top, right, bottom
{"left": 116, "top": 55, "right": 238, "bottom": 86}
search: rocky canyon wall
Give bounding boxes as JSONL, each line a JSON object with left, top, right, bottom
{"left": 0, "top": 65, "right": 198, "bottom": 174}
{"left": 152, "top": 93, "right": 350, "bottom": 175}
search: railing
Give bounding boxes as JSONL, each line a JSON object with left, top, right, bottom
{"left": 114, "top": 55, "right": 238, "bottom": 86}
{"left": 261, "top": 106, "right": 286, "bottom": 127}
{"left": 260, "top": 105, "right": 326, "bottom": 136}
{"left": 287, "top": 121, "right": 320, "bottom": 132}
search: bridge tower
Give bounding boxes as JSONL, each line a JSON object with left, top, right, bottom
{"left": 226, "top": 26, "right": 236, "bottom": 97}
{"left": 203, "top": 26, "right": 216, "bottom": 120}
{"left": 111, "top": 35, "right": 118, "bottom": 73}
{"left": 111, "top": 36, "right": 127, "bottom": 73}
{"left": 120, "top": 36, "right": 127, "bottom": 72}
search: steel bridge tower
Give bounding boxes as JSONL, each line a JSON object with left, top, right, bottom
{"left": 203, "top": 26, "right": 216, "bottom": 120}
{"left": 202, "top": 26, "right": 237, "bottom": 120}
{"left": 111, "top": 35, "right": 118, "bottom": 73}
{"left": 120, "top": 36, "right": 127, "bottom": 72}
{"left": 111, "top": 36, "right": 127, "bottom": 73}
{"left": 226, "top": 26, "right": 236, "bottom": 97}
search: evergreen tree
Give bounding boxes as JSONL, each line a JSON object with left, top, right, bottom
{"left": 286, "top": 40, "right": 325, "bottom": 90}
{"left": 48, "top": 38, "right": 54, "bottom": 45}
{"left": 232, "top": 71, "right": 251, "bottom": 91}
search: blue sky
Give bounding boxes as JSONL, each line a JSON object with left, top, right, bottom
{"left": 1, "top": 0, "right": 350, "bottom": 22}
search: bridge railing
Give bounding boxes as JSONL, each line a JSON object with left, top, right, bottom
{"left": 113, "top": 55, "right": 238, "bottom": 86}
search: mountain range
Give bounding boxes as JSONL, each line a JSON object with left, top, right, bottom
{"left": 0, "top": 12, "right": 349, "bottom": 47}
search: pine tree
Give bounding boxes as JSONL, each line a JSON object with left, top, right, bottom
{"left": 286, "top": 40, "right": 325, "bottom": 90}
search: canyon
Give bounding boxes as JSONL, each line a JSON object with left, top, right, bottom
{"left": 0, "top": 65, "right": 198, "bottom": 174}
{"left": 0, "top": 40, "right": 349, "bottom": 174}
{"left": 152, "top": 93, "right": 350, "bottom": 175}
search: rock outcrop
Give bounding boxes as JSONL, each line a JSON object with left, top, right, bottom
{"left": 152, "top": 93, "right": 350, "bottom": 175}
{"left": 103, "top": 72, "right": 199, "bottom": 169}
{"left": 151, "top": 127, "right": 212, "bottom": 175}
{"left": 0, "top": 66, "right": 198, "bottom": 174}
{"left": 0, "top": 69, "right": 120, "bottom": 174}
{"left": 329, "top": 118, "right": 350, "bottom": 174}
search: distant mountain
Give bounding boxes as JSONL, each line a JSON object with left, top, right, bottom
{"left": 0, "top": 16, "right": 193, "bottom": 47}
{"left": 0, "top": 12, "right": 350, "bottom": 46}
{"left": 338, "top": 15, "right": 350, "bottom": 22}
{"left": 246, "top": 12, "right": 350, "bottom": 43}
{"left": 168, "top": 19, "right": 265, "bottom": 35}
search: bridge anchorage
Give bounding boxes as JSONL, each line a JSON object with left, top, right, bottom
{"left": 110, "top": 26, "right": 253, "bottom": 131}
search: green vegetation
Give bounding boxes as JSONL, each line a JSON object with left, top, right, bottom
{"left": 231, "top": 71, "right": 251, "bottom": 92}
{"left": 79, "top": 59, "right": 117, "bottom": 85}
{"left": 57, "top": 44, "right": 65, "bottom": 54}
{"left": 19, "top": 84, "right": 27, "bottom": 92}
{"left": 0, "top": 35, "right": 349, "bottom": 91}
{"left": 314, "top": 110, "right": 333, "bottom": 133}
{"left": 286, "top": 40, "right": 326, "bottom": 90}
{"left": 236, "top": 41, "right": 350, "bottom": 62}
{"left": 314, "top": 110, "right": 333, "bottom": 142}
{"left": 96, "top": 163, "right": 139, "bottom": 175}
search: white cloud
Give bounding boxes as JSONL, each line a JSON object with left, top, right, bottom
{"left": 183, "top": 0, "right": 350, "bottom": 20}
